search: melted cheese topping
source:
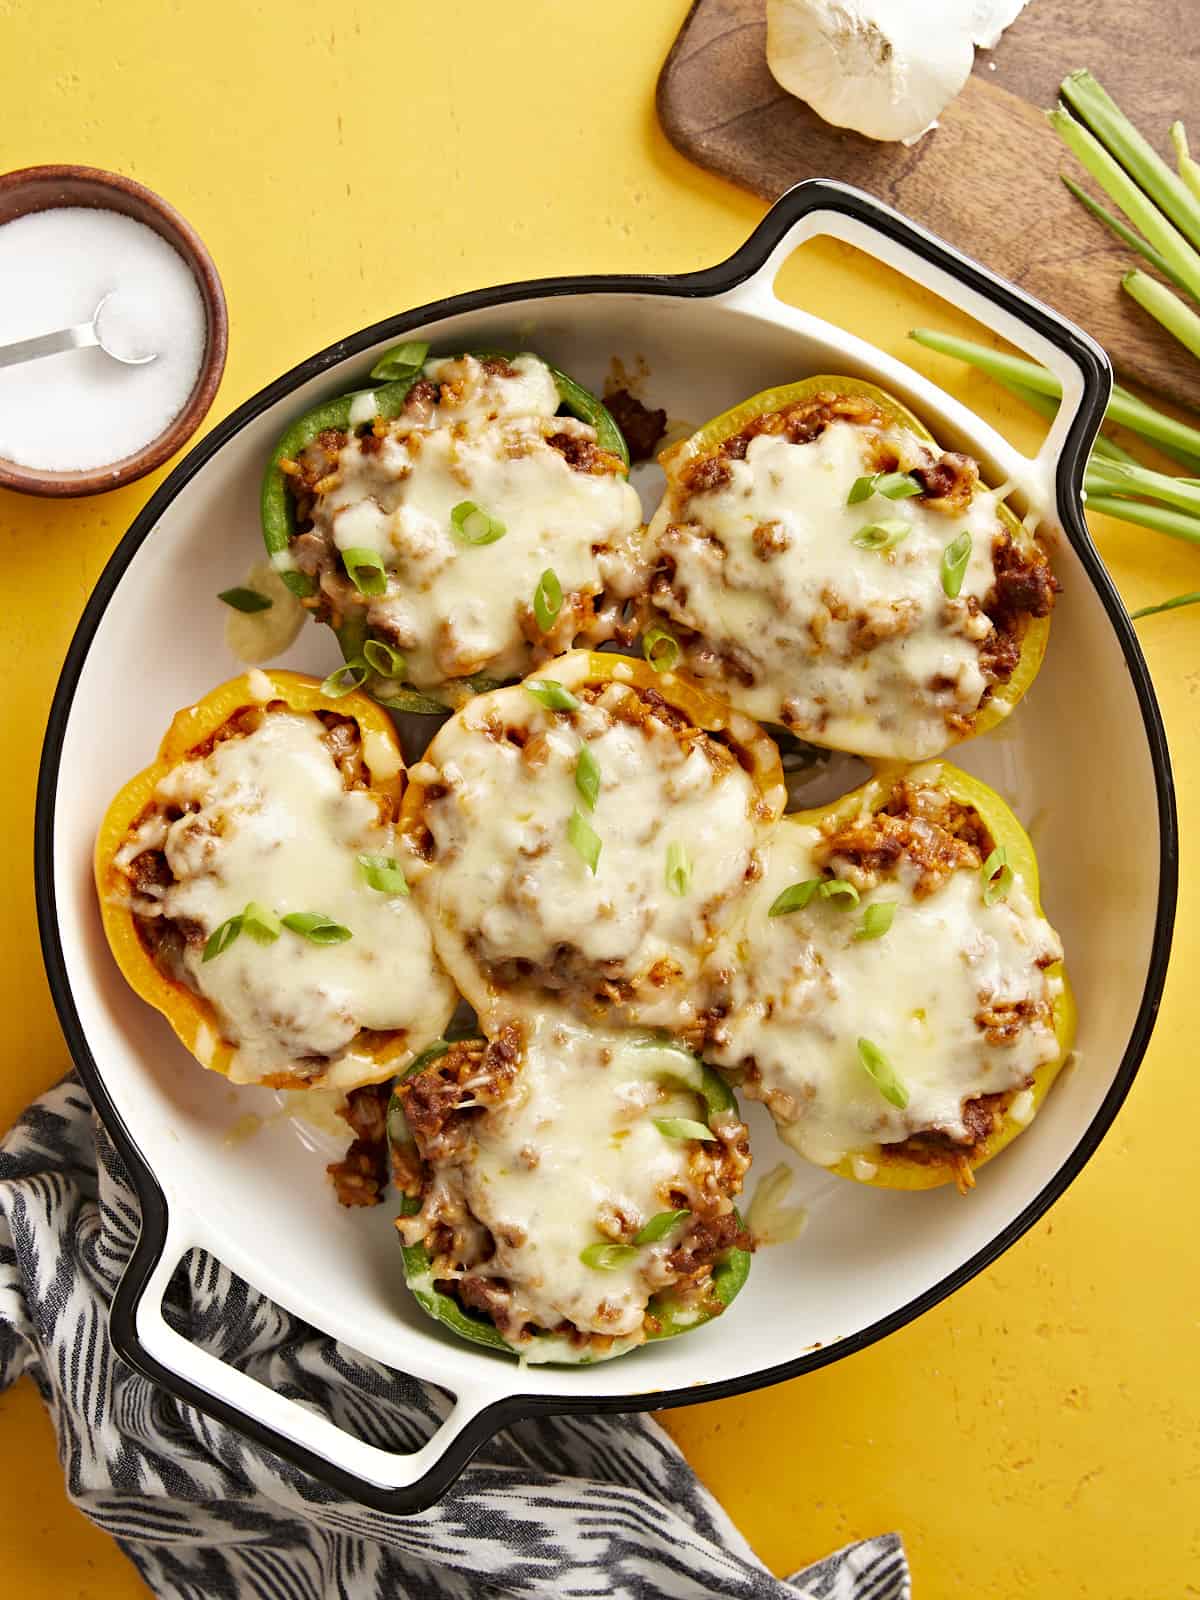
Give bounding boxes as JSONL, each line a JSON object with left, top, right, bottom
{"left": 420, "top": 1013, "right": 720, "bottom": 1346}
{"left": 705, "top": 816, "right": 1062, "bottom": 1166}
{"left": 310, "top": 354, "right": 644, "bottom": 686}
{"left": 648, "top": 419, "right": 1007, "bottom": 759}
{"left": 133, "top": 712, "right": 454, "bottom": 1083}
{"left": 422, "top": 352, "right": 562, "bottom": 419}
{"left": 412, "top": 683, "right": 763, "bottom": 1027}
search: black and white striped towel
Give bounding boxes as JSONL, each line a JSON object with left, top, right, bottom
{"left": 0, "top": 1075, "right": 909, "bottom": 1600}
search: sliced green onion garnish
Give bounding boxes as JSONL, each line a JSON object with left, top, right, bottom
{"left": 852, "top": 519, "right": 911, "bottom": 553}
{"left": 876, "top": 471, "right": 922, "bottom": 499}
{"left": 819, "top": 879, "right": 859, "bottom": 908}
{"left": 533, "top": 567, "right": 563, "bottom": 631}
{"left": 281, "top": 911, "right": 353, "bottom": 944}
{"left": 940, "top": 531, "right": 972, "bottom": 598}
{"left": 242, "top": 902, "right": 282, "bottom": 944}
{"left": 567, "top": 807, "right": 601, "bottom": 874}
{"left": 633, "top": 1209, "right": 691, "bottom": 1246}
{"left": 369, "top": 340, "right": 429, "bottom": 382}
{"left": 857, "top": 1037, "right": 909, "bottom": 1109}
{"left": 981, "top": 845, "right": 1013, "bottom": 906}
{"left": 341, "top": 547, "right": 388, "bottom": 597}
{"left": 363, "top": 639, "right": 407, "bottom": 679}
{"left": 450, "top": 500, "right": 507, "bottom": 546}
{"left": 202, "top": 914, "right": 243, "bottom": 963}
{"left": 847, "top": 471, "right": 921, "bottom": 505}
{"left": 524, "top": 679, "right": 580, "bottom": 712}
{"left": 854, "top": 901, "right": 896, "bottom": 941}
{"left": 654, "top": 1116, "right": 716, "bottom": 1143}
{"left": 579, "top": 1242, "right": 639, "bottom": 1271}
{"left": 357, "top": 854, "right": 409, "bottom": 895}
{"left": 280, "top": 571, "right": 315, "bottom": 600}
{"left": 320, "top": 659, "right": 369, "bottom": 699}
{"left": 768, "top": 878, "right": 822, "bottom": 917}
{"left": 643, "top": 626, "right": 681, "bottom": 672}
{"left": 218, "top": 587, "right": 272, "bottom": 613}
{"left": 666, "top": 841, "right": 692, "bottom": 897}
{"left": 575, "top": 744, "right": 601, "bottom": 810}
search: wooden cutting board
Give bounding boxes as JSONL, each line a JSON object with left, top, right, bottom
{"left": 658, "top": 0, "right": 1200, "bottom": 407}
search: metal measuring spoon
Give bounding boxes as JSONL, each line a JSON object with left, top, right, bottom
{"left": 0, "top": 291, "right": 158, "bottom": 370}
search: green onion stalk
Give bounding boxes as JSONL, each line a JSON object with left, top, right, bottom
{"left": 907, "top": 327, "right": 1200, "bottom": 469}
{"left": 1045, "top": 69, "right": 1200, "bottom": 615}
{"left": 1058, "top": 71, "right": 1200, "bottom": 257}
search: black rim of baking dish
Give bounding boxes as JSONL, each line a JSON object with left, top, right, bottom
{"left": 34, "top": 180, "right": 1177, "bottom": 1513}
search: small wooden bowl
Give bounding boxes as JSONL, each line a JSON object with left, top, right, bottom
{"left": 0, "top": 165, "right": 228, "bottom": 498}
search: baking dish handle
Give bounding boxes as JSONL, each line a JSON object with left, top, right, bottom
{"left": 111, "top": 1215, "right": 498, "bottom": 1512}
{"left": 708, "top": 180, "right": 1111, "bottom": 517}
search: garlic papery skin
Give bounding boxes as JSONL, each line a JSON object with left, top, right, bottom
{"left": 766, "top": 0, "right": 1027, "bottom": 145}
{"left": 971, "top": 0, "right": 1027, "bottom": 47}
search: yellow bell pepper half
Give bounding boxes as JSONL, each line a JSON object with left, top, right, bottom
{"left": 786, "top": 758, "right": 1075, "bottom": 1192}
{"left": 93, "top": 670, "right": 414, "bottom": 1090}
{"left": 658, "top": 374, "right": 1051, "bottom": 751}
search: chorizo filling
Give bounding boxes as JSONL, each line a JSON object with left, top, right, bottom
{"left": 278, "top": 352, "right": 646, "bottom": 689}
{"left": 328, "top": 1082, "right": 393, "bottom": 1208}
{"left": 645, "top": 392, "right": 1057, "bottom": 760}
{"left": 110, "top": 703, "right": 455, "bottom": 1086}
{"left": 404, "top": 674, "right": 773, "bottom": 1030}
{"left": 702, "top": 772, "right": 1064, "bottom": 1172}
{"left": 393, "top": 1016, "right": 751, "bottom": 1361}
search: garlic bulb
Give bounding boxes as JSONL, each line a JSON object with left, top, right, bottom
{"left": 970, "top": 0, "right": 1028, "bottom": 48}
{"left": 766, "top": 0, "right": 1029, "bottom": 145}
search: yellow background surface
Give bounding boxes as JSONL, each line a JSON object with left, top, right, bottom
{"left": 1, "top": 3, "right": 1197, "bottom": 1596}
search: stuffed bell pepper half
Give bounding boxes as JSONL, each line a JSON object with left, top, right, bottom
{"left": 388, "top": 1012, "right": 752, "bottom": 1363}
{"left": 95, "top": 669, "right": 456, "bottom": 1089}
{"left": 399, "top": 649, "right": 787, "bottom": 1034}
{"left": 702, "top": 761, "right": 1074, "bottom": 1192}
{"left": 261, "top": 342, "right": 647, "bottom": 713}
{"left": 643, "top": 376, "right": 1057, "bottom": 761}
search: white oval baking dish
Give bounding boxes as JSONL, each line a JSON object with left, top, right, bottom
{"left": 36, "top": 181, "right": 1176, "bottom": 1512}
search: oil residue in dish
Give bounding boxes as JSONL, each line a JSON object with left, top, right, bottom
{"left": 747, "top": 1162, "right": 808, "bottom": 1247}
{"left": 224, "top": 1112, "right": 263, "bottom": 1149}
{"left": 223, "top": 559, "right": 306, "bottom": 663}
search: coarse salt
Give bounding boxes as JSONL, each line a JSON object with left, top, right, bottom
{"left": 0, "top": 207, "right": 207, "bottom": 472}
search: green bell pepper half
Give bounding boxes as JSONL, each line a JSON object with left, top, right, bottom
{"left": 388, "top": 1034, "right": 751, "bottom": 1364}
{"left": 260, "top": 341, "right": 628, "bottom": 592}
{"left": 457, "top": 346, "right": 628, "bottom": 468}
{"left": 260, "top": 343, "right": 430, "bottom": 600}
{"left": 259, "top": 341, "right": 629, "bottom": 709}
